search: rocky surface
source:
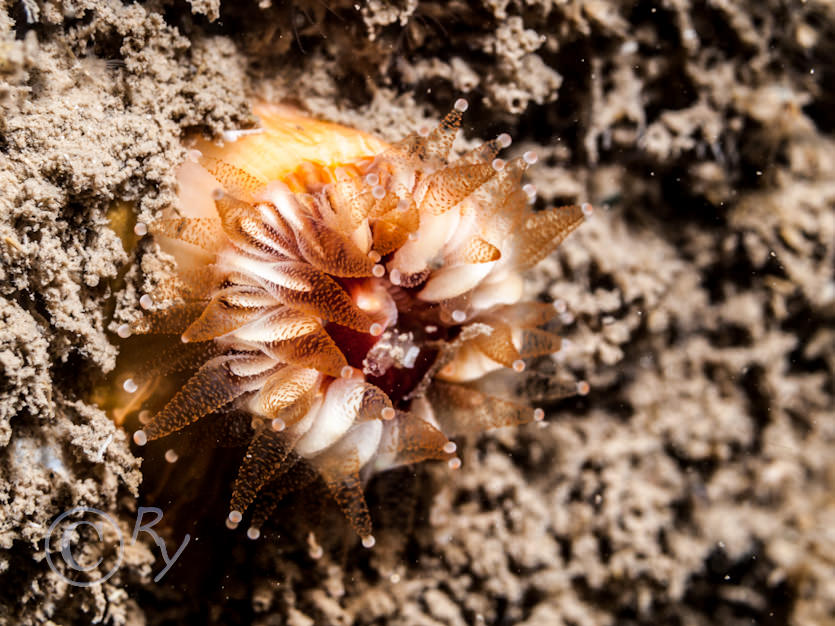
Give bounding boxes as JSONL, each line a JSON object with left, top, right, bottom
{"left": 0, "top": 1, "right": 832, "bottom": 624}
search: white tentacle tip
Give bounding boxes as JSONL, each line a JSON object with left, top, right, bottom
{"left": 133, "top": 430, "right": 147, "bottom": 446}
{"left": 454, "top": 98, "right": 469, "bottom": 112}
{"left": 361, "top": 534, "right": 376, "bottom": 548}
{"left": 221, "top": 127, "right": 263, "bottom": 143}
{"left": 133, "top": 222, "right": 148, "bottom": 237}
{"left": 228, "top": 510, "right": 243, "bottom": 524}
{"left": 533, "top": 408, "right": 545, "bottom": 422}
{"left": 247, "top": 526, "right": 261, "bottom": 540}
{"left": 123, "top": 378, "right": 138, "bottom": 393}
{"left": 576, "top": 381, "right": 590, "bottom": 396}
{"left": 116, "top": 324, "right": 131, "bottom": 339}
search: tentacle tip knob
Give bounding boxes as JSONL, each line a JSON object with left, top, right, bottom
{"left": 164, "top": 448, "right": 178, "bottom": 463}
{"left": 133, "top": 222, "right": 148, "bottom": 237}
{"left": 443, "top": 441, "right": 457, "bottom": 454}
{"left": 448, "top": 457, "right": 462, "bottom": 470}
{"left": 228, "top": 510, "right": 243, "bottom": 524}
{"left": 361, "top": 534, "right": 376, "bottom": 548}
{"left": 451, "top": 310, "right": 467, "bottom": 323}
{"left": 533, "top": 408, "right": 545, "bottom": 422}
{"left": 523, "top": 150, "right": 538, "bottom": 165}
{"left": 123, "top": 378, "right": 138, "bottom": 394}
{"left": 497, "top": 133, "right": 512, "bottom": 148}
{"left": 116, "top": 324, "right": 131, "bottom": 339}
{"left": 133, "top": 430, "right": 147, "bottom": 446}
{"left": 369, "top": 323, "right": 384, "bottom": 336}
{"left": 247, "top": 526, "right": 261, "bottom": 540}
{"left": 139, "top": 294, "right": 153, "bottom": 310}
{"left": 250, "top": 417, "right": 264, "bottom": 431}
{"left": 512, "top": 359, "right": 526, "bottom": 372}
{"left": 381, "top": 407, "right": 396, "bottom": 421}
{"left": 271, "top": 418, "right": 286, "bottom": 432}
{"left": 581, "top": 203, "right": 594, "bottom": 217}
{"left": 454, "top": 98, "right": 469, "bottom": 112}
{"left": 576, "top": 381, "right": 590, "bottom": 396}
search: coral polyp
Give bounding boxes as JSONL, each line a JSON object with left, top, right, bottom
{"left": 122, "top": 100, "right": 590, "bottom": 545}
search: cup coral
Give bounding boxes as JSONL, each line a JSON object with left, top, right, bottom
{"left": 120, "top": 99, "right": 591, "bottom": 546}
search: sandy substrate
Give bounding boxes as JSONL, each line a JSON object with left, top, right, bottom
{"left": 1, "top": 1, "right": 834, "bottom": 624}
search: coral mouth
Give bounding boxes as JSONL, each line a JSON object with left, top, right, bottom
{"left": 324, "top": 276, "right": 457, "bottom": 407}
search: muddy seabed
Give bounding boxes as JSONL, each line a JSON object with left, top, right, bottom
{"left": 1, "top": 1, "right": 833, "bottom": 624}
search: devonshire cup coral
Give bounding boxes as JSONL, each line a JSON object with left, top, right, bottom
{"left": 120, "top": 99, "right": 591, "bottom": 547}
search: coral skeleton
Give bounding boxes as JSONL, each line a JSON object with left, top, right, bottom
{"left": 125, "top": 100, "right": 589, "bottom": 545}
